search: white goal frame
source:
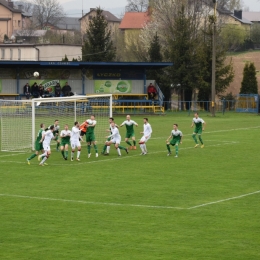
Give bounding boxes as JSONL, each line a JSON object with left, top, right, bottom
{"left": 31, "top": 94, "right": 112, "bottom": 150}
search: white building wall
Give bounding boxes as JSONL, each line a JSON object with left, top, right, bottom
{"left": 0, "top": 44, "right": 82, "bottom": 61}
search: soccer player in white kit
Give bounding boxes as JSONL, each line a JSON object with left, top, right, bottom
{"left": 38, "top": 125, "right": 55, "bottom": 166}
{"left": 105, "top": 122, "right": 128, "bottom": 156}
{"left": 139, "top": 118, "right": 152, "bottom": 155}
{"left": 70, "top": 121, "right": 82, "bottom": 161}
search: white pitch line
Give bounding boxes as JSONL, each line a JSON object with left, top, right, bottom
{"left": 0, "top": 141, "right": 238, "bottom": 166}
{"left": 0, "top": 194, "right": 185, "bottom": 210}
{"left": 150, "top": 126, "right": 260, "bottom": 140}
{"left": 187, "top": 190, "right": 260, "bottom": 209}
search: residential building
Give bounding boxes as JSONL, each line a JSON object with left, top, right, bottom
{"left": 242, "top": 12, "right": 260, "bottom": 24}
{"left": 0, "top": 44, "right": 82, "bottom": 61}
{"left": 119, "top": 11, "right": 150, "bottom": 45}
{"left": 0, "top": 0, "right": 31, "bottom": 42}
{"left": 79, "top": 8, "right": 121, "bottom": 37}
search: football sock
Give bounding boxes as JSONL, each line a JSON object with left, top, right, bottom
{"left": 93, "top": 144, "right": 98, "bottom": 153}
{"left": 71, "top": 152, "right": 74, "bottom": 158}
{"left": 102, "top": 145, "right": 107, "bottom": 153}
{"left": 175, "top": 145, "right": 179, "bottom": 155}
{"left": 107, "top": 146, "right": 110, "bottom": 153}
{"left": 119, "top": 145, "right": 126, "bottom": 151}
{"left": 199, "top": 136, "right": 203, "bottom": 144}
{"left": 143, "top": 144, "right": 147, "bottom": 152}
{"left": 65, "top": 151, "right": 68, "bottom": 158}
{"left": 117, "top": 148, "right": 121, "bottom": 156}
{"left": 192, "top": 134, "right": 198, "bottom": 144}
{"left": 77, "top": 151, "right": 81, "bottom": 158}
{"left": 56, "top": 142, "right": 60, "bottom": 149}
{"left": 126, "top": 141, "right": 132, "bottom": 146}
{"left": 28, "top": 153, "right": 36, "bottom": 160}
{"left": 61, "top": 151, "right": 65, "bottom": 157}
{"left": 87, "top": 145, "right": 91, "bottom": 153}
{"left": 40, "top": 156, "right": 48, "bottom": 164}
{"left": 140, "top": 144, "right": 144, "bottom": 153}
{"left": 166, "top": 144, "right": 171, "bottom": 153}
{"left": 133, "top": 140, "right": 136, "bottom": 146}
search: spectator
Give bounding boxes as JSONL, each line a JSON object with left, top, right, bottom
{"left": 31, "top": 82, "right": 39, "bottom": 98}
{"left": 147, "top": 83, "right": 157, "bottom": 100}
{"left": 55, "top": 83, "right": 62, "bottom": 97}
{"left": 39, "top": 84, "right": 44, "bottom": 97}
{"left": 23, "top": 83, "right": 31, "bottom": 99}
{"left": 62, "top": 82, "right": 72, "bottom": 96}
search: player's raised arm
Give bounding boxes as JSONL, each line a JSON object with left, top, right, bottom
{"left": 120, "top": 121, "right": 125, "bottom": 127}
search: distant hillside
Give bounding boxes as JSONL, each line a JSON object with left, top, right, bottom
{"left": 225, "top": 51, "right": 260, "bottom": 95}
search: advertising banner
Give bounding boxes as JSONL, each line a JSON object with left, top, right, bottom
{"left": 94, "top": 80, "right": 132, "bottom": 94}
{"left": 29, "top": 79, "right": 68, "bottom": 94}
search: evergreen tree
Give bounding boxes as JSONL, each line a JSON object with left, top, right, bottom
{"left": 82, "top": 7, "right": 116, "bottom": 62}
{"left": 197, "top": 25, "right": 234, "bottom": 103}
{"left": 147, "top": 32, "right": 171, "bottom": 102}
{"left": 148, "top": 32, "right": 162, "bottom": 62}
{"left": 62, "top": 54, "right": 69, "bottom": 61}
{"left": 240, "top": 62, "right": 258, "bottom": 94}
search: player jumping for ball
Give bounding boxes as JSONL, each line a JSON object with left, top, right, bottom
{"left": 139, "top": 118, "right": 152, "bottom": 155}
{"left": 191, "top": 112, "right": 206, "bottom": 148}
{"left": 38, "top": 125, "right": 55, "bottom": 166}
{"left": 166, "top": 124, "right": 183, "bottom": 158}
{"left": 86, "top": 115, "right": 98, "bottom": 158}
{"left": 27, "top": 123, "right": 45, "bottom": 165}
{"left": 120, "top": 115, "right": 138, "bottom": 150}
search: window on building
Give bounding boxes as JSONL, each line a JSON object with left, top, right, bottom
{"left": 1, "top": 49, "right": 5, "bottom": 59}
{"left": 89, "top": 15, "right": 92, "bottom": 20}
{"left": 18, "top": 20, "right": 21, "bottom": 27}
{"left": 10, "top": 49, "right": 13, "bottom": 60}
{"left": 18, "top": 49, "right": 21, "bottom": 60}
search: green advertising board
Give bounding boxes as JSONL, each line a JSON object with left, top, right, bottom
{"left": 94, "top": 80, "right": 132, "bottom": 94}
{"left": 29, "top": 79, "right": 68, "bottom": 94}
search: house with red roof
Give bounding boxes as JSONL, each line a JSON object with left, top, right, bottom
{"left": 119, "top": 11, "right": 151, "bottom": 45}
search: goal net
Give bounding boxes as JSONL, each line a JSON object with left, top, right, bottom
{"left": 0, "top": 95, "right": 112, "bottom": 152}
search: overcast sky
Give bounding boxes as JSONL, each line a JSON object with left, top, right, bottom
{"left": 57, "top": 0, "right": 260, "bottom": 11}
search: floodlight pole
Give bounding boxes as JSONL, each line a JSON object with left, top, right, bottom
{"left": 211, "top": 0, "right": 217, "bottom": 117}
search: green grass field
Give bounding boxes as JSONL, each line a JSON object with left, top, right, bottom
{"left": 0, "top": 112, "right": 260, "bottom": 260}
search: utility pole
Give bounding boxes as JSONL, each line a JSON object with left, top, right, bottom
{"left": 211, "top": 0, "right": 217, "bottom": 117}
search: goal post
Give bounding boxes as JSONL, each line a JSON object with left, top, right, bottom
{"left": 0, "top": 94, "right": 112, "bottom": 152}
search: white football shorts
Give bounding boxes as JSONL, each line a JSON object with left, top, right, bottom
{"left": 139, "top": 135, "right": 151, "bottom": 144}
{"left": 70, "top": 140, "right": 81, "bottom": 149}
{"left": 43, "top": 143, "right": 51, "bottom": 152}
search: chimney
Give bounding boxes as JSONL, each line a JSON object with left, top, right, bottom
{"left": 18, "top": 4, "right": 23, "bottom": 10}
{"left": 8, "top": 1, "right": 14, "bottom": 8}
{"left": 90, "top": 8, "right": 95, "bottom": 12}
{"left": 234, "top": 10, "right": 242, "bottom": 20}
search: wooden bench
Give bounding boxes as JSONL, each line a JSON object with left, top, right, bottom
{"left": 113, "top": 94, "right": 148, "bottom": 100}
{"left": 0, "top": 94, "right": 20, "bottom": 100}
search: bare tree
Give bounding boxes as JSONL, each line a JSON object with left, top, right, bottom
{"left": 125, "top": 0, "right": 149, "bottom": 12}
{"left": 32, "top": 0, "right": 66, "bottom": 29}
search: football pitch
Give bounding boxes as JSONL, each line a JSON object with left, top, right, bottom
{"left": 0, "top": 112, "right": 260, "bottom": 259}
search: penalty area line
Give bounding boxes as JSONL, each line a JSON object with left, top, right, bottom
{"left": 187, "top": 190, "right": 260, "bottom": 209}
{"left": 0, "top": 194, "right": 185, "bottom": 210}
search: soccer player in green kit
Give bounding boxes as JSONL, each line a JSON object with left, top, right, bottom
{"left": 26, "top": 123, "right": 45, "bottom": 164}
{"left": 86, "top": 115, "right": 98, "bottom": 158}
{"left": 120, "top": 115, "right": 138, "bottom": 150}
{"left": 166, "top": 124, "right": 183, "bottom": 157}
{"left": 60, "top": 124, "right": 71, "bottom": 160}
{"left": 191, "top": 112, "right": 206, "bottom": 148}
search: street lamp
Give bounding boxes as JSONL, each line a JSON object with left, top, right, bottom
{"left": 211, "top": 0, "right": 217, "bottom": 117}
